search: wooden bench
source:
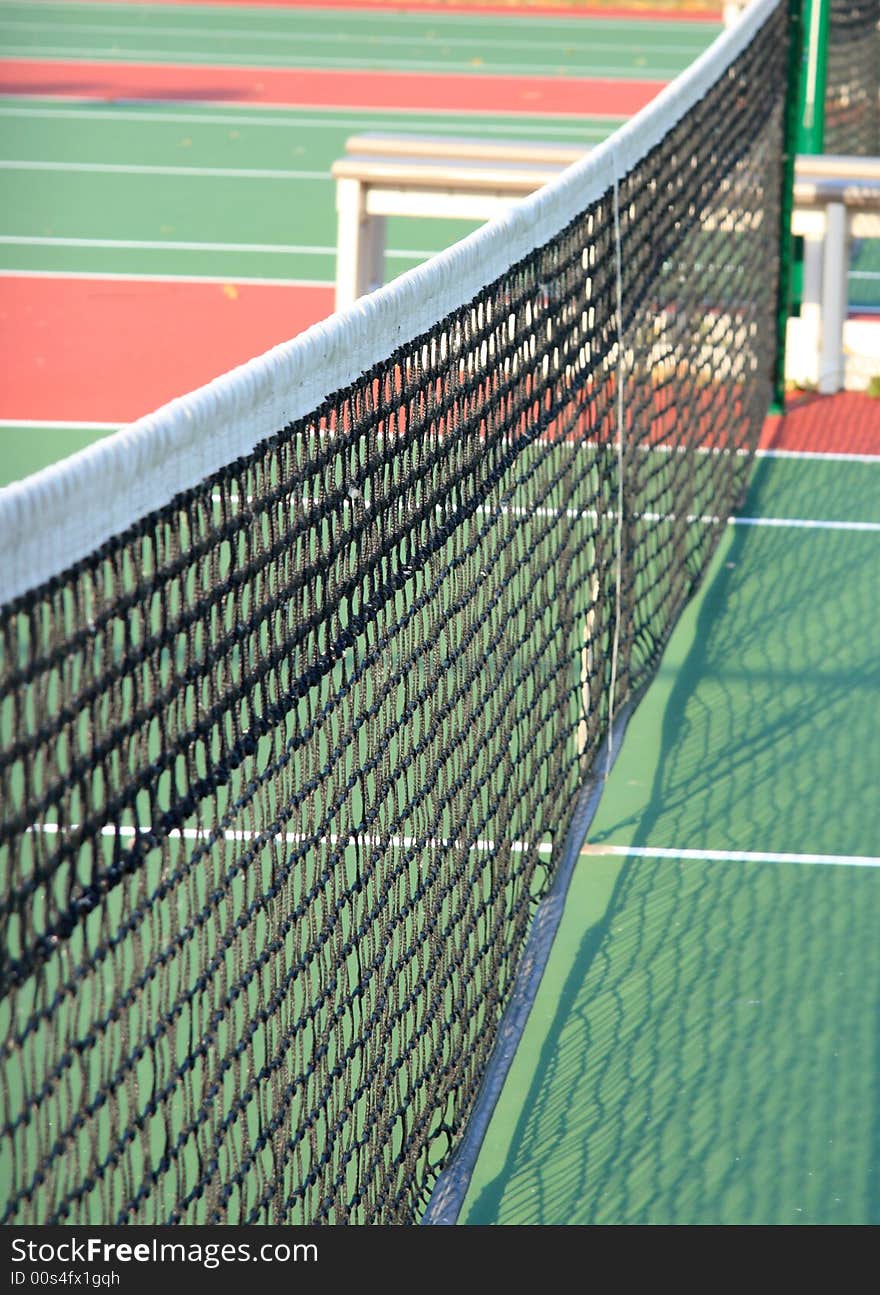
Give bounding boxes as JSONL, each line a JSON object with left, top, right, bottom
{"left": 332, "top": 135, "right": 880, "bottom": 392}
{"left": 331, "top": 135, "right": 586, "bottom": 310}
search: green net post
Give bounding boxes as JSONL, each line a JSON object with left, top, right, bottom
{"left": 773, "top": 0, "right": 808, "bottom": 412}
{"left": 798, "top": 0, "right": 830, "bottom": 153}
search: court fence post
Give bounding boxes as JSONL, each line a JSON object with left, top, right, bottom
{"left": 773, "top": 0, "right": 808, "bottom": 413}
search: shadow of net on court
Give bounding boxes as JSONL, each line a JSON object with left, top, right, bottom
{"left": 464, "top": 456, "right": 880, "bottom": 1225}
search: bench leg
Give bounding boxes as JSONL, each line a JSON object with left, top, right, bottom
{"left": 336, "top": 178, "right": 388, "bottom": 312}
{"left": 818, "top": 202, "right": 848, "bottom": 395}
{"left": 363, "top": 213, "right": 386, "bottom": 297}
{"left": 335, "top": 177, "right": 365, "bottom": 312}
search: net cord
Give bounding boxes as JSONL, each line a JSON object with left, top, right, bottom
{"left": 0, "top": 0, "right": 781, "bottom": 607}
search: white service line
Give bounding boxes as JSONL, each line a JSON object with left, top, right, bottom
{"left": 755, "top": 448, "right": 880, "bottom": 464}
{"left": 26, "top": 827, "right": 880, "bottom": 870}
{"left": 2, "top": 431, "right": 874, "bottom": 532}
{"left": 0, "top": 234, "right": 433, "bottom": 260}
{"left": 30, "top": 821, "right": 555, "bottom": 854}
{"left": 0, "top": 101, "right": 618, "bottom": 138}
{"left": 732, "top": 515, "right": 880, "bottom": 532}
{"left": 0, "top": 419, "right": 120, "bottom": 430}
{"left": 474, "top": 503, "right": 879, "bottom": 533}
{"left": 0, "top": 268, "right": 332, "bottom": 286}
{"left": 582, "top": 844, "right": 880, "bottom": 869}
{"left": 0, "top": 92, "right": 624, "bottom": 122}
{"left": 0, "top": 104, "right": 619, "bottom": 136}
{"left": 0, "top": 102, "right": 618, "bottom": 137}
{"left": 0, "top": 159, "right": 328, "bottom": 179}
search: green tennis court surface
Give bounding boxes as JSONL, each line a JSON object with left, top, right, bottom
{"left": 0, "top": 99, "right": 620, "bottom": 281}
{"left": 461, "top": 452, "right": 880, "bottom": 1225}
{"left": 0, "top": 423, "right": 119, "bottom": 484}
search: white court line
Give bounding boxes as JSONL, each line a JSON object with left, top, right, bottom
{"left": 0, "top": 103, "right": 619, "bottom": 134}
{"left": 474, "top": 503, "right": 878, "bottom": 533}
{"left": 0, "top": 159, "right": 328, "bottom": 179}
{"left": 0, "top": 234, "right": 433, "bottom": 260}
{"left": 1, "top": 439, "right": 874, "bottom": 532}
{"left": 30, "top": 822, "right": 555, "bottom": 854}
{"left": 0, "top": 419, "right": 120, "bottom": 430}
{"left": 582, "top": 844, "right": 880, "bottom": 869}
{"left": 642, "top": 445, "right": 879, "bottom": 464}
{"left": 0, "top": 268, "right": 331, "bottom": 286}
{"left": 755, "top": 448, "right": 880, "bottom": 464}
{"left": 732, "top": 515, "right": 880, "bottom": 532}
{"left": 26, "top": 827, "right": 880, "bottom": 870}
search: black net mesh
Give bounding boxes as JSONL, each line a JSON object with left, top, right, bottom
{"left": 0, "top": 4, "right": 788, "bottom": 1225}
{"left": 825, "top": 0, "right": 880, "bottom": 155}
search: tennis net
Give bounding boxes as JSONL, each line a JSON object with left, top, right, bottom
{"left": 825, "top": 0, "right": 880, "bottom": 154}
{"left": 0, "top": 0, "right": 790, "bottom": 1225}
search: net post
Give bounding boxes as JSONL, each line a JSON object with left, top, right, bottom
{"left": 773, "top": 0, "right": 808, "bottom": 413}
{"left": 798, "top": 0, "right": 830, "bottom": 153}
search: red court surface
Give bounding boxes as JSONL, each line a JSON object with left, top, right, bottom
{"left": 0, "top": 59, "right": 662, "bottom": 116}
{"left": 0, "top": 276, "right": 334, "bottom": 424}
{"left": 3, "top": 273, "right": 878, "bottom": 448}
{"left": 761, "top": 393, "right": 880, "bottom": 457}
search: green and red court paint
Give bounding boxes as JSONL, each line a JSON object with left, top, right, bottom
{"left": 66, "top": 0, "right": 724, "bottom": 21}
{"left": 3, "top": 271, "right": 878, "bottom": 454}
{"left": 0, "top": 59, "right": 662, "bottom": 116}
{"left": 761, "top": 393, "right": 880, "bottom": 457}
{"left": 0, "top": 274, "right": 333, "bottom": 424}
